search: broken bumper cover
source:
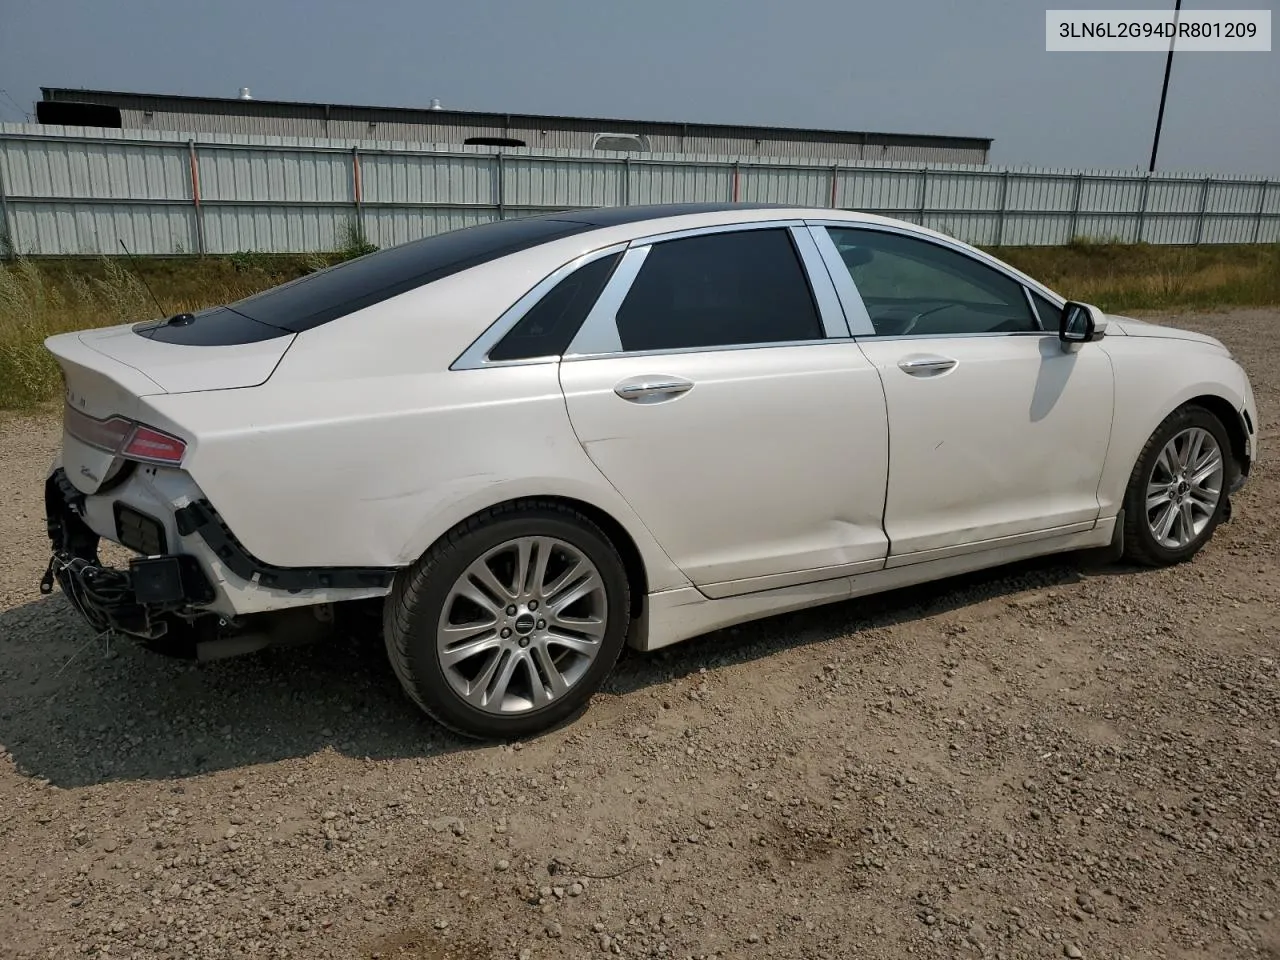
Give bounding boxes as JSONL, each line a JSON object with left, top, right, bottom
{"left": 43, "top": 468, "right": 217, "bottom": 644}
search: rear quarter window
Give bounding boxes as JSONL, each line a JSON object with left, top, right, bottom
{"left": 488, "top": 252, "right": 622, "bottom": 361}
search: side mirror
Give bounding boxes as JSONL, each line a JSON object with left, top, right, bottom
{"left": 1059, "top": 301, "right": 1108, "bottom": 344}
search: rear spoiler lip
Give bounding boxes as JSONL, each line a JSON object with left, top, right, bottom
{"left": 44, "top": 330, "right": 169, "bottom": 398}
{"left": 46, "top": 325, "right": 298, "bottom": 396}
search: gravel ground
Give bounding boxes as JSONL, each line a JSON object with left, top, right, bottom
{"left": 1, "top": 309, "right": 1277, "bottom": 960}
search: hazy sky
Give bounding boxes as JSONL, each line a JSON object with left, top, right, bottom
{"left": 1, "top": 0, "right": 1276, "bottom": 174}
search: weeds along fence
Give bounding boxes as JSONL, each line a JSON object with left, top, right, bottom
{"left": 1, "top": 123, "right": 1278, "bottom": 256}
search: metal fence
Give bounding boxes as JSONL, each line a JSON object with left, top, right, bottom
{"left": 1, "top": 123, "right": 1277, "bottom": 257}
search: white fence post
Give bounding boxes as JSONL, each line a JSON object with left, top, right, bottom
{"left": 996, "top": 170, "right": 1010, "bottom": 245}
{"left": 1254, "top": 181, "right": 1270, "bottom": 244}
{"left": 0, "top": 156, "right": 15, "bottom": 259}
{"left": 495, "top": 152, "right": 505, "bottom": 219}
{"left": 1135, "top": 175, "right": 1151, "bottom": 244}
{"left": 1068, "top": 173, "right": 1084, "bottom": 242}
{"left": 1194, "top": 177, "right": 1212, "bottom": 245}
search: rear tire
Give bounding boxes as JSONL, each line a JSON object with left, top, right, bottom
{"left": 1121, "top": 405, "right": 1232, "bottom": 567}
{"left": 383, "top": 501, "right": 631, "bottom": 739}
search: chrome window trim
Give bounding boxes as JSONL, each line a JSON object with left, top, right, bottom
{"left": 804, "top": 224, "right": 875, "bottom": 336}
{"left": 564, "top": 245, "right": 650, "bottom": 357}
{"left": 450, "top": 242, "right": 628, "bottom": 371}
{"left": 805, "top": 218, "right": 1068, "bottom": 317}
{"left": 809, "top": 219, "right": 1066, "bottom": 341}
{"left": 850, "top": 329, "right": 1054, "bottom": 344}
{"left": 562, "top": 337, "right": 843, "bottom": 363}
{"left": 790, "top": 225, "right": 853, "bottom": 339}
{"left": 624, "top": 217, "right": 807, "bottom": 248}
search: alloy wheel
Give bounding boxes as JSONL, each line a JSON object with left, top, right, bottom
{"left": 435, "top": 536, "right": 609, "bottom": 714}
{"left": 1145, "top": 426, "right": 1224, "bottom": 549}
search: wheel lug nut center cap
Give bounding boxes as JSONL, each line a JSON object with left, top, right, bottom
{"left": 513, "top": 613, "right": 536, "bottom": 636}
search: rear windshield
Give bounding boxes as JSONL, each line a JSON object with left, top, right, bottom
{"left": 137, "top": 216, "right": 595, "bottom": 345}
{"left": 231, "top": 216, "right": 592, "bottom": 332}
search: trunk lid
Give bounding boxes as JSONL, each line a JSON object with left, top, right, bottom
{"left": 75, "top": 318, "right": 295, "bottom": 394}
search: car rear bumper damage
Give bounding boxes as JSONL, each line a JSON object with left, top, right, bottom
{"left": 43, "top": 468, "right": 224, "bottom": 651}
{"left": 42, "top": 468, "right": 390, "bottom": 659}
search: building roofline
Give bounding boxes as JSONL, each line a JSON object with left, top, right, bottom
{"left": 40, "top": 86, "right": 994, "bottom": 147}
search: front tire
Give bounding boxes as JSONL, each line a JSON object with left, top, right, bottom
{"left": 383, "top": 501, "right": 631, "bottom": 739}
{"left": 1121, "top": 405, "right": 1232, "bottom": 567}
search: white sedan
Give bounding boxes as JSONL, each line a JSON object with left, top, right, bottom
{"left": 43, "top": 203, "right": 1258, "bottom": 738}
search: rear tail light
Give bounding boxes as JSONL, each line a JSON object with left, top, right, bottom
{"left": 64, "top": 404, "right": 187, "bottom": 465}
{"left": 121, "top": 425, "right": 187, "bottom": 463}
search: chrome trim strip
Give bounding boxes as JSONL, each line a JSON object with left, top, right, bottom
{"left": 563, "top": 245, "right": 650, "bottom": 357}
{"left": 883, "top": 520, "right": 1096, "bottom": 569}
{"left": 450, "top": 242, "right": 628, "bottom": 371}
{"left": 789, "top": 225, "right": 852, "bottom": 338}
{"left": 805, "top": 224, "right": 875, "bottom": 336}
{"left": 624, "top": 218, "right": 806, "bottom": 248}
{"left": 853, "top": 330, "right": 1052, "bottom": 343}
{"left": 561, "top": 337, "right": 846, "bottom": 363}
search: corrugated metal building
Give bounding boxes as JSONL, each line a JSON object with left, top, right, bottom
{"left": 38, "top": 87, "right": 992, "bottom": 165}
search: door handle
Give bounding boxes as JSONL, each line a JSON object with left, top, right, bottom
{"left": 898, "top": 355, "right": 958, "bottom": 376}
{"left": 613, "top": 376, "right": 695, "bottom": 402}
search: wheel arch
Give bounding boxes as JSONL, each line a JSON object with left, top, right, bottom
{"left": 400, "top": 491, "right": 663, "bottom": 623}
{"left": 1099, "top": 365, "right": 1252, "bottom": 517}
{"left": 1185, "top": 393, "right": 1251, "bottom": 483}
{"left": 517, "top": 494, "right": 650, "bottom": 622}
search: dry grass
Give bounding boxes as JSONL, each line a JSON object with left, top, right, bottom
{"left": 2, "top": 242, "right": 1279, "bottom": 410}
{"left": 991, "top": 241, "right": 1280, "bottom": 314}
{"left": 0, "top": 255, "right": 325, "bottom": 409}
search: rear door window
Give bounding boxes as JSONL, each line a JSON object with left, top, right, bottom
{"left": 615, "top": 229, "right": 823, "bottom": 352}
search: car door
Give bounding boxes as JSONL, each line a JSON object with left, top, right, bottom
{"left": 557, "top": 222, "right": 890, "bottom": 598}
{"left": 813, "top": 223, "right": 1114, "bottom": 565}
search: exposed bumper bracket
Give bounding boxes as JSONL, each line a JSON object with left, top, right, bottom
{"left": 174, "top": 500, "right": 395, "bottom": 593}
{"left": 45, "top": 469, "right": 216, "bottom": 641}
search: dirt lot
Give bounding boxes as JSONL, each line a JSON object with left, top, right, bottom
{"left": 1, "top": 309, "right": 1277, "bottom": 960}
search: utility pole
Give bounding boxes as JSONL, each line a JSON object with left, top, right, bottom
{"left": 1148, "top": 0, "right": 1182, "bottom": 172}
